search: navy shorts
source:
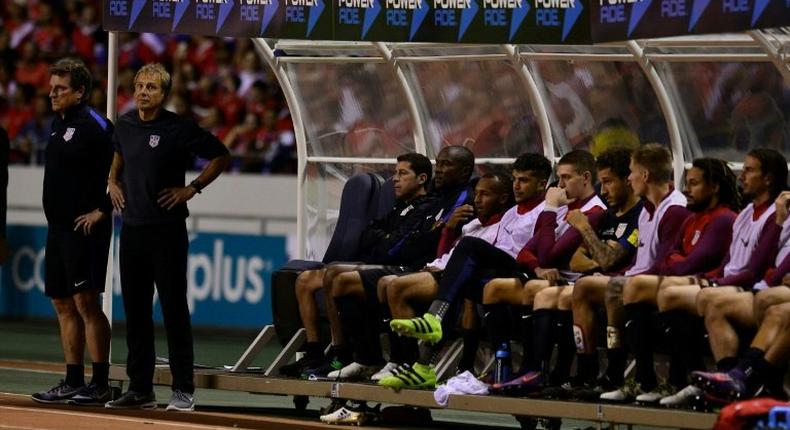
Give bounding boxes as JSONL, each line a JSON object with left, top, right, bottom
{"left": 44, "top": 220, "right": 112, "bottom": 299}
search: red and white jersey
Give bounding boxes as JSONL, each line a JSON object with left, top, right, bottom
{"left": 427, "top": 218, "right": 501, "bottom": 270}
{"left": 723, "top": 203, "right": 777, "bottom": 278}
{"left": 555, "top": 195, "right": 606, "bottom": 239}
{"left": 494, "top": 202, "right": 546, "bottom": 258}
{"left": 625, "top": 190, "right": 687, "bottom": 276}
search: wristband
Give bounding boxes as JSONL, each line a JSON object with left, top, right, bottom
{"left": 189, "top": 179, "right": 203, "bottom": 194}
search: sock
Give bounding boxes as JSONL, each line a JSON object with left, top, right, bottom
{"left": 624, "top": 302, "right": 656, "bottom": 391}
{"left": 576, "top": 353, "right": 599, "bottom": 385}
{"left": 483, "top": 304, "right": 511, "bottom": 355}
{"left": 90, "top": 362, "right": 109, "bottom": 388}
{"left": 716, "top": 356, "right": 739, "bottom": 372}
{"left": 551, "top": 310, "right": 575, "bottom": 384}
{"left": 532, "top": 309, "right": 555, "bottom": 375}
{"left": 519, "top": 306, "right": 534, "bottom": 372}
{"left": 428, "top": 300, "right": 451, "bottom": 322}
{"left": 335, "top": 296, "right": 366, "bottom": 363}
{"left": 66, "top": 364, "right": 85, "bottom": 388}
{"left": 330, "top": 344, "right": 353, "bottom": 363}
{"left": 459, "top": 328, "right": 480, "bottom": 372}
{"left": 606, "top": 348, "right": 627, "bottom": 387}
{"left": 304, "top": 342, "right": 324, "bottom": 360}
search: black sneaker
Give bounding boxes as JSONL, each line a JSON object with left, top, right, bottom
{"left": 303, "top": 356, "right": 348, "bottom": 379}
{"left": 279, "top": 355, "right": 322, "bottom": 378}
{"left": 31, "top": 380, "right": 83, "bottom": 404}
{"left": 69, "top": 383, "right": 112, "bottom": 406}
{"left": 105, "top": 390, "right": 156, "bottom": 409}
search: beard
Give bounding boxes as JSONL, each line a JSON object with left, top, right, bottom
{"left": 686, "top": 195, "right": 712, "bottom": 212}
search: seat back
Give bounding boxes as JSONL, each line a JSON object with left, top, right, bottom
{"left": 322, "top": 173, "right": 390, "bottom": 263}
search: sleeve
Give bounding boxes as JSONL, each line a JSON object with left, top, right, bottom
{"left": 715, "top": 217, "right": 781, "bottom": 288}
{"left": 537, "top": 206, "right": 606, "bottom": 269}
{"left": 663, "top": 213, "right": 734, "bottom": 276}
{"left": 645, "top": 206, "right": 690, "bottom": 275}
{"left": 766, "top": 252, "right": 790, "bottom": 286}
{"left": 614, "top": 220, "right": 640, "bottom": 257}
{"left": 181, "top": 119, "right": 229, "bottom": 160}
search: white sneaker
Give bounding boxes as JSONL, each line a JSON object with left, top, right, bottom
{"left": 635, "top": 390, "right": 664, "bottom": 404}
{"left": 327, "top": 362, "right": 379, "bottom": 380}
{"left": 370, "top": 362, "right": 399, "bottom": 381}
{"left": 659, "top": 385, "right": 703, "bottom": 407}
{"left": 320, "top": 406, "right": 366, "bottom": 425}
{"left": 600, "top": 380, "right": 642, "bottom": 403}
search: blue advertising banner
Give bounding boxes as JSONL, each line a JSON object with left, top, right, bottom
{"left": 103, "top": 0, "right": 788, "bottom": 44}
{"left": 0, "top": 225, "right": 287, "bottom": 329}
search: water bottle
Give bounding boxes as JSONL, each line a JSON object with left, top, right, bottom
{"left": 494, "top": 343, "right": 511, "bottom": 384}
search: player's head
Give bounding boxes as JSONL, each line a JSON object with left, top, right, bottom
{"left": 596, "top": 147, "right": 634, "bottom": 209}
{"left": 49, "top": 58, "right": 92, "bottom": 114}
{"left": 512, "top": 153, "right": 551, "bottom": 204}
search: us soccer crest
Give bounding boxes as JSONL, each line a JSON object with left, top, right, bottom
{"left": 149, "top": 135, "right": 160, "bottom": 148}
{"left": 63, "top": 127, "right": 75, "bottom": 142}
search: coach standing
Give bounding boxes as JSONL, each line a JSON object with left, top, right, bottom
{"left": 31, "top": 59, "right": 114, "bottom": 406}
{"left": 105, "top": 63, "right": 230, "bottom": 411}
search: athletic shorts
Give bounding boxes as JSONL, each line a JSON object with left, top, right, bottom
{"left": 359, "top": 266, "right": 413, "bottom": 301}
{"left": 45, "top": 220, "right": 112, "bottom": 299}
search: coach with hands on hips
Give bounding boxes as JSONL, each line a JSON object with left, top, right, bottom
{"left": 105, "top": 63, "right": 230, "bottom": 411}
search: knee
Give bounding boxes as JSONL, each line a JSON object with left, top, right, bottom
{"left": 533, "top": 288, "right": 555, "bottom": 310}
{"left": 762, "top": 303, "right": 787, "bottom": 326}
{"left": 72, "top": 294, "right": 101, "bottom": 319}
{"left": 572, "top": 277, "right": 595, "bottom": 302}
{"left": 524, "top": 280, "right": 546, "bottom": 300}
{"left": 482, "top": 280, "right": 503, "bottom": 304}
{"left": 387, "top": 278, "right": 407, "bottom": 304}
{"left": 333, "top": 272, "right": 361, "bottom": 298}
{"left": 52, "top": 298, "right": 78, "bottom": 318}
{"left": 295, "top": 271, "right": 318, "bottom": 296}
{"left": 754, "top": 289, "right": 783, "bottom": 317}
{"left": 702, "top": 295, "right": 728, "bottom": 320}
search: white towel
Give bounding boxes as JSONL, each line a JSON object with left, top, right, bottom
{"left": 433, "top": 371, "right": 489, "bottom": 407}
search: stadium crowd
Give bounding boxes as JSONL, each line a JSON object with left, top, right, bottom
{"left": 0, "top": 0, "right": 296, "bottom": 173}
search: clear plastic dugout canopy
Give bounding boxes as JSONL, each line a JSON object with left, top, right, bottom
{"left": 102, "top": 1, "right": 790, "bottom": 261}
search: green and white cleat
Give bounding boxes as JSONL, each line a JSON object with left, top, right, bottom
{"left": 389, "top": 313, "right": 443, "bottom": 344}
{"left": 378, "top": 363, "right": 437, "bottom": 391}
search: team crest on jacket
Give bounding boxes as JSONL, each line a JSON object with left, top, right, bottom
{"left": 149, "top": 135, "right": 160, "bottom": 148}
{"left": 63, "top": 128, "right": 75, "bottom": 142}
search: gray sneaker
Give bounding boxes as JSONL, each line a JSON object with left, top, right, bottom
{"left": 31, "top": 380, "right": 82, "bottom": 404}
{"left": 69, "top": 383, "right": 112, "bottom": 406}
{"left": 105, "top": 390, "right": 157, "bottom": 409}
{"left": 166, "top": 389, "right": 195, "bottom": 412}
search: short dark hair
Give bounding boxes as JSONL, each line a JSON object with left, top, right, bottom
{"left": 558, "top": 149, "right": 597, "bottom": 184}
{"left": 480, "top": 172, "right": 515, "bottom": 205}
{"left": 748, "top": 148, "right": 788, "bottom": 200}
{"left": 512, "top": 152, "right": 552, "bottom": 181}
{"left": 442, "top": 145, "right": 475, "bottom": 171}
{"left": 49, "top": 58, "right": 92, "bottom": 103}
{"left": 632, "top": 143, "right": 673, "bottom": 183}
{"left": 397, "top": 152, "right": 433, "bottom": 187}
{"left": 596, "top": 147, "right": 633, "bottom": 180}
{"left": 691, "top": 158, "right": 743, "bottom": 212}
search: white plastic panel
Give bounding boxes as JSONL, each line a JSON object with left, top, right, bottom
{"left": 528, "top": 60, "right": 670, "bottom": 157}
{"left": 659, "top": 62, "right": 790, "bottom": 161}
{"left": 284, "top": 62, "right": 417, "bottom": 158}
{"left": 402, "top": 60, "right": 543, "bottom": 159}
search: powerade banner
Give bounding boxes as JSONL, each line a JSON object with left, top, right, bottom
{"left": 103, "top": 0, "right": 788, "bottom": 43}
{"left": 103, "top": 0, "right": 592, "bottom": 44}
{"left": 590, "top": 0, "right": 790, "bottom": 42}
{"left": 0, "top": 225, "right": 287, "bottom": 329}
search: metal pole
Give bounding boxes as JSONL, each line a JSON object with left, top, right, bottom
{"left": 504, "top": 45, "right": 556, "bottom": 162}
{"left": 252, "top": 38, "right": 309, "bottom": 258}
{"left": 373, "top": 42, "right": 428, "bottom": 155}
{"left": 103, "top": 31, "right": 119, "bottom": 359}
{"left": 626, "top": 41, "right": 686, "bottom": 185}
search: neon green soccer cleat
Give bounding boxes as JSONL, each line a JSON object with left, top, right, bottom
{"left": 389, "top": 313, "right": 443, "bottom": 344}
{"left": 378, "top": 363, "right": 437, "bottom": 391}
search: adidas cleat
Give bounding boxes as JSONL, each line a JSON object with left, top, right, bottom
{"left": 389, "top": 313, "right": 443, "bottom": 344}
{"left": 320, "top": 406, "right": 367, "bottom": 426}
{"left": 378, "top": 363, "right": 436, "bottom": 391}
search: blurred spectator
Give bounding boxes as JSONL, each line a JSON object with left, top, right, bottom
{"left": 0, "top": 0, "right": 294, "bottom": 174}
